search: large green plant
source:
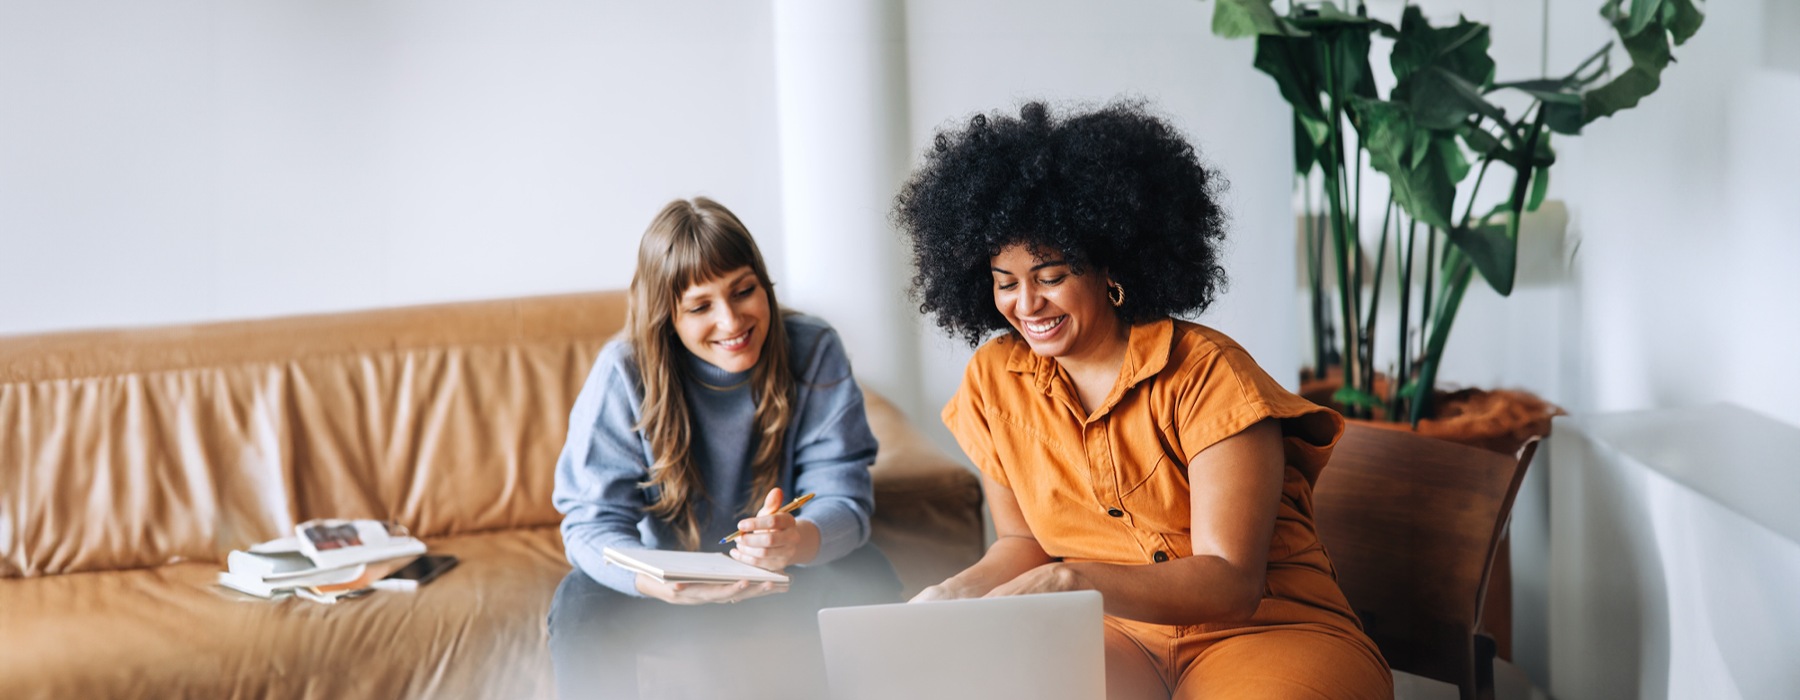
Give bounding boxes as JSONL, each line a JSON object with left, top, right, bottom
{"left": 1211, "top": 0, "right": 1703, "bottom": 423}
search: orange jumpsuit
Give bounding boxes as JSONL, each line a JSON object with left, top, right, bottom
{"left": 943, "top": 319, "right": 1392, "bottom": 699}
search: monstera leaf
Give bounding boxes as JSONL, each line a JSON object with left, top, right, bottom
{"left": 1211, "top": 0, "right": 1303, "bottom": 38}
{"left": 1446, "top": 216, "right": 1517, "bottom": 296}
{"left": 1390, "top": 7, "right": 1506, "bottom": 131}
{"left": 1391, "top": 6, "right": 1494, "bottom": 88}
{"left": 1400, "top": 66, "right": 1510, "bottom": 131}
{"left": 1584, "top": 0, "right": 1705, "bottom": 125}
{"left": 1353, "top": 97, "right": 1470, "bottom": 231}
{"left": 1250, "top": 8, "right": 1380, "bottom": 127}
{"left": 1492, "top": 43, "right": 1612, "bottom": 135}
{"left": 1255, "top": 34, "right": 1328, "bottom": 124}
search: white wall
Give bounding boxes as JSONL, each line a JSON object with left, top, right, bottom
{"left": 0, "top": 0, "right": 1295, "bottom": 438}
{"left": 0, "top": 0, "right": 785, "bottom": 334}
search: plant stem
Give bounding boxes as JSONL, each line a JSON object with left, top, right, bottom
{"left": 1322, "top": 35, "right": 1364, "bottom": 415}
{"left": 1462, "top": 158, "right": 1494, "bottom": 227}
{"left": 1314, "top": 179, "right": 1334, "bottom": 373}
{"left": 1411, "top": 248, "right": 1475, "bottom": 425}
{"left": 1353, "top": 124, "right": 1369, "bottom": 395}
{"left": 1420, "top": 226, "right": 1437, "bottom": 375}
{"left": 1363, "top": 195, "right": 1394, "bottom": 398}
{"left": 1303, "top": 170, "right": 1327, "bottom": 378}
{"left": 1393, "top": 217, "right": 1418, "bottom": 419}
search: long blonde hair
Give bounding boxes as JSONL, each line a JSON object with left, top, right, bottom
{"left": 627, "top": 197, "right": 793, "bottom": 551}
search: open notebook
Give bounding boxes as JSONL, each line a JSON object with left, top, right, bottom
{"left": 601, "top": 547, "right": 790, "bottom": 584}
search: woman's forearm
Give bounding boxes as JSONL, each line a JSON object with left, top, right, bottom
{"left": 1058, "top": 555, "right": 1263, "bottom": 625}
{"left": 930, "top": 536, "right": 1056, "bottom": 599}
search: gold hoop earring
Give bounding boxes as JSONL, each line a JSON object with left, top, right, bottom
{"left": 1107, "top": 281, "right": 1125, "bottom": 307}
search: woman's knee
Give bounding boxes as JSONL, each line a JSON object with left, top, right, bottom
{"left": 548, "top": 568, "right": 639, "bottom": 644}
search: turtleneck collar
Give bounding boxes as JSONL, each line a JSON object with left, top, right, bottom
{"left": 679, "top": 345, "right": 754, "bottom": 391}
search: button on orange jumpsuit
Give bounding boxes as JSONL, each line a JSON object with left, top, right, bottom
{"left": 943, "top": 319, "right": 1392, "bottom": 699}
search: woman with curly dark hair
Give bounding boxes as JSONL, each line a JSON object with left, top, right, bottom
{"left": 894, "top": 101, "right": 1391, "bottom": 699}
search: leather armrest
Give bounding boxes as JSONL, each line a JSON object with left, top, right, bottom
{"left": 860, "top": 386, "right": 984, "bottom": 598}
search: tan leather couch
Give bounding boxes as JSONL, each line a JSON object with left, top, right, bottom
{"left": 0, "top": 291, "right": 983, "bottom": 699}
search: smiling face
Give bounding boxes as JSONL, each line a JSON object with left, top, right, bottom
{"left": 672, "top": 266, "right": 771, "bottom": 374}
{"left": 990, "top": 243, "right": 1123, "bottom": 364}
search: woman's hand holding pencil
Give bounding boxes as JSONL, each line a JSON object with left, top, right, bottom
{"left": 726, "top": 488, "right": 822, "bottom": 573}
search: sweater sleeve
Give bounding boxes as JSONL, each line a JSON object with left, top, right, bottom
{"left": 551, "top": 342, "right": 655, "bottom": 597}
{"left": 786, "top": 326, "right": 879, "bottom": 567}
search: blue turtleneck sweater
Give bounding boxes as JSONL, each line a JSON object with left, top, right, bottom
{"left": 552, "top": 314, "right": 879, "bottom": 596}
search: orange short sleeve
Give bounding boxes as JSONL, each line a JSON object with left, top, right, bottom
{"left": 1172, "top": 342, "right": 1343, "bottom": 484}
{"left": 942, "top": 348, "right": 1010, "bottom": 489}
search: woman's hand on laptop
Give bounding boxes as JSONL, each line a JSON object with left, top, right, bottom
{"left": 910, "top": 580, "right": 977, "bottom": 602}
{"left": 984, "top": 562, "right": 1086, "bottom": 598}
{"left": 636, "top": 575, "right": 788, "bottom": 605}
{"left": 913, "top": 562, "right": 1085, "bottom": 603}
{"left": 909, "top": 570, "right": 1005, "bottom": 602}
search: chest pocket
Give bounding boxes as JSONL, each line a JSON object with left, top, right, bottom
{"left": 987, "top": 407, "right": 1075, "bottom": 485}
{"left": 1113, "top": 416, "right": 1190, "bottom": 533}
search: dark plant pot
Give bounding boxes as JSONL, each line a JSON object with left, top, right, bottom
{"left": 1300, "top": 371, "right": 1562, "bottom": 457}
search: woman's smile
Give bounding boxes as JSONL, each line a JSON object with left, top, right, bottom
{"left": 713, "top": 328, "right": 755, "bottom": 352}
{"left": 1020, "top": 315, "right": 1068, "bottom": 340}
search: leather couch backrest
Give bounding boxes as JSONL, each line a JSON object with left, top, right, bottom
{"left": 0, "top": 292, "right": 627, "bottom": 578}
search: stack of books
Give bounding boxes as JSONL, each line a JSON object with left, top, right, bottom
{"left": 217, "top": 519, "right": 447, "bottom": 603}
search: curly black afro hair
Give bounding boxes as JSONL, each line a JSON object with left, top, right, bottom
{"left": 893, "top": 100, "right": 1230, "bottom": 347}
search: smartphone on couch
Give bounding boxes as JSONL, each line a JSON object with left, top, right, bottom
{"left": 372, "top": 554, "right": 459, "bottom": 591}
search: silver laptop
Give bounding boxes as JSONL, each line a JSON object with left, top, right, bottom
{"left": 817, "top": 590, "right": 1105, "bottom": 700}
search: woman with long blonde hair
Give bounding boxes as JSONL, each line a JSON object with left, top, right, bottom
{"left": 549, "top": 197, "right": 897, "bottom": 699}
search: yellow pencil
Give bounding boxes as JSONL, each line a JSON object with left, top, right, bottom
{"left": 719, "top": 492, "right": 816, "bottom": 544}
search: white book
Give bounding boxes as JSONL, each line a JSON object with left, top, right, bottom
{"left": 226, "top": 549, "right": 319, "bottom": 578}
{"left": 225, "top": 537, "right": 364, "bottom": 584}
{"left": 602, "top": 547, "right": 789, "bottom": 584}
{"left": 217, "top": 564, "right": 366, "bottom": 598}
{"left": 218, "top": 571, "right": 291, "bottom": 598}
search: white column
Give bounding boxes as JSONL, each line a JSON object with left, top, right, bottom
{"left": 772, "top": 0, "right": 920, "bottom": 416}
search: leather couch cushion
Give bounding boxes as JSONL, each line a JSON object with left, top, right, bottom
{"left": 0, "top": 528, "right": 567, "bottom": 700}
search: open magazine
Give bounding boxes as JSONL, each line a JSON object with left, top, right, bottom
{"left": 295, "top": 519, "right": 428, "bottom": 570}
